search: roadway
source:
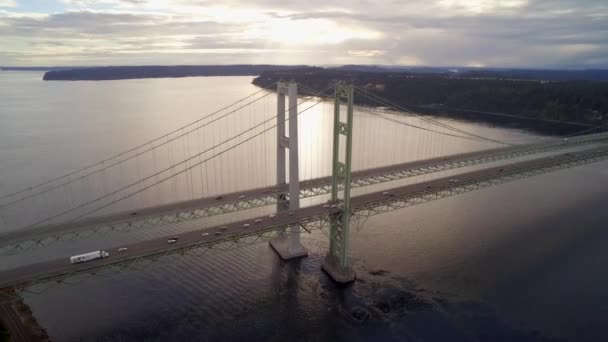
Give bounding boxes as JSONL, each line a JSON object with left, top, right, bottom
{"left": 2, "top": 131, "right": 607, "bottom": 249}
{"left": 2, "top": 146, "right": 608, "bottom": 290}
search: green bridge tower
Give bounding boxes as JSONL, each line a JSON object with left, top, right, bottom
{"left": 322, "top": 83, "right": 356, "bottom": 283}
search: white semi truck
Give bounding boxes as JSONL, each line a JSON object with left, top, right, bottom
{"left": 70, "top": 250, "right": 110, "bottom": 264}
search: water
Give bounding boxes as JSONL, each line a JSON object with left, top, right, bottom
{"left": 1, "top": 71, "right": 607, "bottom": 341}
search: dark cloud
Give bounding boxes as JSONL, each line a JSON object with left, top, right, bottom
{"left": 0, "top": 10, "right": 235, "bottom": 37}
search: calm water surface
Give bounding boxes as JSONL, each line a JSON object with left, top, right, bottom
{"left": 1, "top": 71, "right": 607, "bottom": 341}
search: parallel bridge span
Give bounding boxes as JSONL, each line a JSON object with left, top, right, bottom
{"left": 2, "top": 130, "right": 607, "bottom": 254}
{"left": 2, "top": 146, "right": 608, "bottom": 291}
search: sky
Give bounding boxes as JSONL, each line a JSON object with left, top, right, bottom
{"left": 0, "top": 0, "right": 607, "bottom": 68}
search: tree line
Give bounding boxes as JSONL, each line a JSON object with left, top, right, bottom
{"left": 253, "top": 68, "right": 608, "bottom": 126}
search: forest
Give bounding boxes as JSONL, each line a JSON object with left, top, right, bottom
{"left": 253, "top": 68, "right": 608, "bottom": 126}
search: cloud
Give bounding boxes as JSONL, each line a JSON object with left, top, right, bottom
{"left": 437, "top": 0, "right": 529, "bottom": 14}
{"left": 0, "top": 0, "right": 16, "bottom": 7}
{"left": 0, "top": 0, "right": 606, "bottom": 67}
{"left": 63, "top": 0, "right": 147, "bottom": 5}
{"left": 0, "top": 10, "right": 231, "bottom": 37}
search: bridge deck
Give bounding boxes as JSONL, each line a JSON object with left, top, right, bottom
{"left": 2, "top": 132, "right": 606, "bottom": 249}
{"left": 2, "top": 146, "right": 608, "bottom": 289}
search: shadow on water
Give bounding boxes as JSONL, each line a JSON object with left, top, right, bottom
{"left": 83, "top": 253, "right": 564, "bottom": 342}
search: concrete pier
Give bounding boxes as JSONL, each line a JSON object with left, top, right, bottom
{"left": 321, "top": 255, "right": 355, "bottom": 284}
{"left": 269, "top": 234, "right": 308, "bottom": 260}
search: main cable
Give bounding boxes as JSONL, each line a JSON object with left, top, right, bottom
{"left": 298, "top": 83, "right": 512, "bottom": 146}
{"left": 0, "top": 84, "right": 277, "bottom": 201}
{"left": 359, "top": 106, "right": 499, "bottom": 144}
{"left": 354, "top": 86, "right": 513, "bottom": 146}
{"left": 0, "top": 87, "right": 277, "bottom": 208}
{"left": 16, "top": 83, "right": 336, "bottom": 231}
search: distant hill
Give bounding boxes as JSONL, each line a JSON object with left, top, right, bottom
{"left": 1, "top": 66, "right": 86, "bottom": 72}
{"left": 6, "top": 64, "right": 601, "bottom": 82}
{"left": 331, "top": 65, "right": 608, "bottom": 81}
{"left": 42, "top": 65, "right": 310, "bottom": 81}
{"left": 459, "top": 68, "right": 608, "bottom": 82}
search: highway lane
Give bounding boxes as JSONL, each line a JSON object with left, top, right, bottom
{"left": 2, "top": 132, "right": 607, "bottom": 248}
{"left": 2, "top": 146, "right": 607, "bottom": 289}
{"left": 0, "top": 200, "right": 340, "bottom": 289}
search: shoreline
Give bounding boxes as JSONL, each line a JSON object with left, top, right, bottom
{"left": 251, "top": 71, "right": 605, "bottom": 136}
{"left": 0, "top": 290, "right": 50, "bottom": 342}
{"left": 41, "top": 65, "right": 305, "bottom": 81}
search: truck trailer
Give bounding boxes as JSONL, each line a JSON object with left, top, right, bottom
{"left": 70, "top": 250, "right": 110, "bottom": 264}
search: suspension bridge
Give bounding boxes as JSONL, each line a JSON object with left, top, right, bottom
{"left": 1, "top": 81, "right": 607, "bottom": 298}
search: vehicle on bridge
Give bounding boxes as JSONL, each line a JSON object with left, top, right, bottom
{"left": 69, "top": 251, "right": 110, "bottom": 264}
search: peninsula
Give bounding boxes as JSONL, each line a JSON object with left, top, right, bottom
{"left": 42, "top": 65, "right": 306, "bottom": 81}
{"left": 252, "top": 67, "right": 608, "bottom": 128}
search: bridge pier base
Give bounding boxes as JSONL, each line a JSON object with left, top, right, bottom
{"left": 269, "top": 233, "right": 308, "bottom": 260}
{"left": 322, "top": 255, "right": 355, "bottom": 284}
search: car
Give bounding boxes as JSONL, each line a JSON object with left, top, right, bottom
{"left": 449, "top": 178, "right": 459, "bottom": 183}
{"left": 219, "top": 226, "right": 228, "bottom": 230}
{"left": 269, "top": 214, "right": 277, "bottom": 219}
{"left": 322, "top": 204, "right": 330, "bottom": 208}
{"left": 330, "top": 204, "right": 338, "bottom": 209}
{"left": 382, "top": 191, "right": 391, "bottom": 195}
{"left": 254, "top": 218, "right": 263, "bottom": 223}
{"left": 215, "top": 231, "right": 223, "bottom": 235}
{"left": 130, "top": 212, "right": 137, "bottom": 216}
{"left": 243, "top": 223, "right": 251, "bottom": 228}
{"left": 167, "top": 238, "right": 178, "bottom": 244}
{"left": 118, "top": 247, "right": 128, "bottom": 252}
{"left": 201, "top": 232, "right": 210, "bottom": 237}
{"left": 498, "top": 168, "right": 504, "bottom": 172}
{"left": 215, "top": 196, "right": 223, "bottom": 200}
{"left": 238, "top": 195, "right": 246, "bottom": 199}
{"left": 288, "top": 212, "right": 295, "bottom": 216}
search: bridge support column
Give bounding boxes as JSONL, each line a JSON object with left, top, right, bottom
{"left": 322, "top": 83, "right": 356, "bottom": 283}
{"left": 270, "top": 81, "right": 308, "bottom": 260}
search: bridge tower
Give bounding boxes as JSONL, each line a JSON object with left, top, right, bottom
{"left": 322, "top": 83, "right": 356, "bottom": 283}
{"left": 269, "top": 81, "right": 308, "bottom": 260}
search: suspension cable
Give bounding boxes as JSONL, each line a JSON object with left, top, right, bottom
{"left": 562, "top": 121, "right": 608, "bottom": 138}
{"left": 0, "top": 83, "right": 277, "bottom": 201}
{"left": 17, "top": 84, "right": 336, "bottom": 231}
{"left": 298, "top": 82, "right": 512, "bottom": 145}
{"left": 0, "top": 87, "right": 277, "bottom": 208}
{"left": 300, "top": 82, "right": 608, "bottom": 143}
{"left": 354, "top": 86, "right": 513, "bottom": 146}
{"left": 360, "top": 106, "right": 499, "bottom": 144}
